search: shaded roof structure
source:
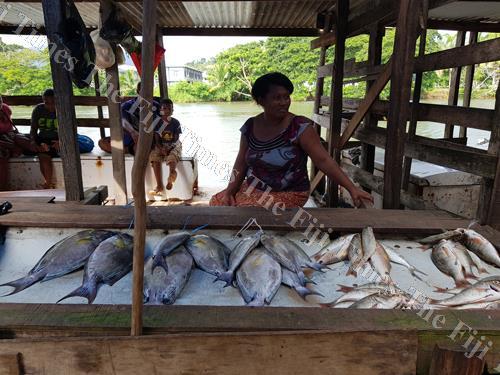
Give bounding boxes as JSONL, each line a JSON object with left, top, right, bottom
{"left": 0, "top": 0, "right": 499, "bottom": 36}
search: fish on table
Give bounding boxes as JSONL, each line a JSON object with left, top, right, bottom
{"left": 143, "top": 245, "right": 194, "bottom": 305}
{"left": 431, "top": 239, "right": 470, "bottom": 287}
{"left": 281, "top": 267, "right": 322, "bottom": 300}
{"left": 151, "top": 231, "right": 192, "bottom": 273}
{"left": 57, "top": 233, "right": 134, "bottom": 304}
{"left": 430, "top": 277, "right": 500, "bottom": 307}
{"left": 236, "top": 248, "right": 282, "bottom": 307}
{"left": 0, "top": 229, "right": 116, "bottom": 296}
{"left": 312, "top": 234, "right": 354, "bottom": 265}
{"left": 185, "top": 234, "right": 229, "bottom": 281}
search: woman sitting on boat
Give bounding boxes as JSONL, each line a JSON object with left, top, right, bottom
{"left": 210, "top": 72, "right": 373, "bottom": 208}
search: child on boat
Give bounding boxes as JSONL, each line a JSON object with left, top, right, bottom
{"left": 30, "top": 89, "right": 59, "bottom": 189}
{"left": 149, "top": 98, "right": 182, "bottom": 199}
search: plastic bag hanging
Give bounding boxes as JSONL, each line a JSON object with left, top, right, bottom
{"left": 91, "top": 29, "right": 115, "bottom": 69}
{"left": 54, "top": 0, "right": 96, "bottom": 88}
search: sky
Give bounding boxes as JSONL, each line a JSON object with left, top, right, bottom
{"left": 0, "top": 34, "right": 266, "bottom": 66}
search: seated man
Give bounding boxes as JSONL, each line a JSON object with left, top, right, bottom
{"left": 30, "top": 89, "right": 59, "bottom": 189}
{"left": 98, "top": 81, "right": 160, "bottom": 154}
{"left": 149, "top": 98, "right": 182, "bottom": 199}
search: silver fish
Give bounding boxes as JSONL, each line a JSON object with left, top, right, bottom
{"left": 312, "top": 234, "right": 355, "bottom": 265}
{"left": 217, "top": 231, "right": 262, "bottom": 287}
{"left": 261, "top": 234, "right": 325, "bottom": 284}
{"left": 58, "top": 233, "right": 134, "bottom": 304}
{"left": 435, "top": 275, "right": 500, "bottom": 294}
{"left": 458, "top": 228, "right": 500, "bottom": 267}
{"left": 347, "top": 234, "right": 364, "bottom": 276}
{"left": 185, "top": 234, "right": 229, "bottom": 279}
{"left": 350, "top": 292, "right": 409, "bottom": 309}
{"left": 448, "top": 240, "right": 477, "bottom": 278}
{"left": 383, "top": 246, "right": 428, "bottom": 281}
{"left": 322, "top": 287, "right": 382, "bottom": 307}
{"left": 419, "top": 230, "right": 462, "bottom": 244}
{"left": 338, "top": 283, "right": 402, "bottom": 295}
{"left": 369, "top": 241, "right": 392, "bottom": 284}
{"left": 143, "top": 246, "right": 193, "bottom": 305}
{"left": 1, "top": 230, "right": 116, "bottom": 296}
{"left": 281, "top": 268, "right": 323, "bottom": 300}
{"left": 332, "top": 301, "right": 355, "bottom": 308}
{"left": 236, "top": 248, "right": 282, "bottom": 306}
{"left": 361, "top": 227, "right": 377, "bottom": 262}
{"left": 431, "top": 240, "right": 469, "bottom": 287}
{"left": 431, "top": 278, "right": 500, "bottom": 307}
{"left": 453, "top": 301, "right": 500, "bottom": 310}
{"left": 151, "top": 231, "right": 192, "bottom": 273}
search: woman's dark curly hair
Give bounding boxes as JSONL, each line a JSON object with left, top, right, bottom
{"left": 251, "top": 72, "right": 294, "bottom": 102}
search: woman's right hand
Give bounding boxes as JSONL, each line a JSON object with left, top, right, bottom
{"left": 222, "top": 191, "right": 236, "bottom": 206}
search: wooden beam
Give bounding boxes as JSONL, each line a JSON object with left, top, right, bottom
{"left": 94, "top": 73, "right": 106, "bottom": 139}
{"left": 355, "top": 127, "right": 498, "bottom": 179}
{"left": 342, "top": 162, "right": 434, "bottom": 210}
{"left": 337, "top": 60, "right": 392, "bottom": 149}
{"left": 402, "top": 29, "right": 427, "bottom": 191}
{"left": 157, "top": 28, "right": 168, "bottom": 99}
{"left": 459, "top": 31, "right": 478, "bottom": 138}
{"left": 162, "top": 27, "right": 322, "bottom": 37}
{"left": 444, "top": 31, "right": 466, "bottom": 139}
{"left": 361, "top": 26, "right": 384, "bottom": 179}
{"left": 317, "top": 61, "right": 385, "bottom": 80}
{"left": 41, "top": 0, "right": 84, "bottom": 202}
{"left": 309, "top": 171, "right": 325, "bottom": 194}
{"left": 427, "top": 19, "right": 500, "bottom": 33}
{"left": 2, "top": 95, "right": 135, "bottom": 107}
{"left": 485, "top": 82, "right": 500, "bottom": 226}
{"left": 428, "top": 345, "right": 485, "bottom": 375}
{"left": 347, "top": 0, "right": 397, "bottom": 37}
{"left": 326, "top": 0, "right": 348, "bottom": 208}
{"left": 131, "top": 0, "right": 157, "bottom": 337}
{"left": 383, "top": 0, "right": 422, "bottom": 209}
{"left": 414, "top": 37, "right": 500, "bottom": 72}
{"left": 310, "top": 30, "right": 336, "bottom": 49}
{"left": 0, "top": 203, "right": 473, "bottom": 234}
{"left": 101, "top": 1, "right": 128, "bottom": 206}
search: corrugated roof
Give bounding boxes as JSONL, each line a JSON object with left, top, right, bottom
{"left": 429, "top": 1, "right": 500, "bottom": 23}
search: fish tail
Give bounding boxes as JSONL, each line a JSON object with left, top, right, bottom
{"left": 295, "top": 286, "right": 324, "bottom": 300}
{"left": 456, "top": 280, "right": 471, "bottom": 288}
{"left": 465, "top": 272, "right": 477, "bottom": 280}
{"left": 216, "top": 271, "right": 234, "bottom": 288}
{"left": 434, "top": 286, "right": 456, "bottom": 294}
{"left": 346, "top": 268, "right": 358, "bottom": 277}
{"left": 151, "top": 255, "right": 169, "bottom": 274}
{"left": 304, "top": 276, "right": 317, "bottom": 285}
{"left": 247, "top": 297, "right": 265, "bottom": 307}
{"left": 297, "top": 270, "right": 307, "bottom": 285}
{"left": 0, "top": 273, "right": 43, "bottom": 296}
{"left": 337, "top": 284, "right": 355, "bottom": 293}
{"left": 57, "top": 281, "right": 97, "bottom": 304}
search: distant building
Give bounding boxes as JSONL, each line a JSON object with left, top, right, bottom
{"left": 166, "top": 66, "right": 203, "bottom": 85}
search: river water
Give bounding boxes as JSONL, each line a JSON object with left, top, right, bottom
{"left": 12, "top": 98, "right": 494, "bottom": 190}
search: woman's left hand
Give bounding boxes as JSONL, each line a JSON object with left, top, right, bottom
{"left": 349, "top": 187, "right": 374, "bottom": 208}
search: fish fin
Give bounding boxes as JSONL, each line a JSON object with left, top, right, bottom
{"left": 465, "top": 272, "right": 477, "bottom": 280}
{"left": 337, "top": 284, "right": 355, "bottom": 293}
{"left": 151, "top": 255, "right": 168, "bottom": 275}
{"left": 434, "top": 286, "right": 457, "bottom": 294}
{"left": 294, "top": 286, "right": 324, "bottom": 300}
{"left": 479, "top": 267, "right": 489, "bottom": 274}
{"left": 247, "top": 298, "right": 264, "bottom": 307}
{"left": 346, "top": 268, "right": 357, "bottom": 277}
{"left": 318, "top": 302, "right": 334, "bottom": 308}
{"left": 419, "top": 245, "right": 431, "bottom": 251}
{"left": 216, "top": 271, "right": 234, "bottom": 288}
{"left": 303, "top": 268, "right": 314, "bottom": 279}
{"left": 456, "top": 280, "right": 471, "bottom": 288}
{"left": 0, "top": 273, "right": 42, "bottom": 296}
{"left": 57, "top": 282, "right": 97, "bottom": 304}
{"left": 297, "top": 271, "right": 307, "bottom": 285}
{"left": 304, "top": 276, "right": 317, "bottom": 285}
{"left": 306, "top": 261, "right": 327, "bottom": 272}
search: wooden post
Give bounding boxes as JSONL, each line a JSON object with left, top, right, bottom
{"left": 326, "top": 0, "right": 348, "bottom": 208}
{"left": 360, "top": 25, "right": 384, "bottom": 178}
{"left": 428, "top": 345, "right": 485, "bottom": 375}
{"left": 402, "top": 29, "right": 427, "bottom": 191}
{"left": 483, "top": 82, "right": 500, "bottom": 226}
{"left": 310, "top": 13, "right": 331, "bottom": 193}
{"left": 41, "top": 0, "right": 84, "bottom": 201}
{"left": 383, "top": 0, "right": 421, "bottom": 209}
{"left": 131, "top": 0, "right": 157, "bottom": 336}
{"left": 459, "top": 31, "right": 478, "bottom": 139}
{"left": 157, "top": 28, "right": 168, "bottom": 99}
{"left": 101, "top": 0, "right": 128, "bottom": 205}
{"left": 94, "top": 73, "right": 106, "bottom": 139}
{"left": 444, "top": 31, "right": 466, "bottom": 139}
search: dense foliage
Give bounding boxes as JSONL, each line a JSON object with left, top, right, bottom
{"left": 0, "top": 32, "right": 498, "bottom": 102}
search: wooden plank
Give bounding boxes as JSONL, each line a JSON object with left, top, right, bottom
{"left": 337, "top": 60, "right": 392, "bottom": 149}
{"left": 102, "top": 11, "right": 128, "bottom": 206}
{"left": 12, "top": 118, "right": 110, "bottom": 128}
{"left": 0, "top": 331, "right": 418, "bottom": 375}
{"left": 403, "top": 29, "right": 427, "bottom": 191}
{"left": 82, "top": 185, "right": 108, "bottom": 206}
{"left": 0, "top": 304, "right": 500, "bottom": 336}
{"left": 459, "top": 31, "right": 478, "bottom": 139}
{"left": 311, "top": 113, "right": 330, "bottom": 129}
{"left": 427, "top": 19, "right": 500, "bottom": 33}
{"left": 310, "top": 30, "right": 336, "bottom": 49}
{"left": 3, "top": 95, "right": 135, "bottom": 107}
{"left": 94, "top": 73, "right": 106, "bottom": 139}
{"left": 428, "top": 345, "right": 485, "bottom": 375}
{"left": 131, "top": 0, "right": 157, "bottom": 336}
{"left": 485, "top": 82, "right": 500, "bottom": 227}
{"left": 355, "top": 127, "right": 497, "bottom": 179}
{"left": 317, "top": 62, "right": 385, "bottom": 79}
{"left": 41, "top": 0, "right": 84, "bottom": 202}
{"left": 361, "top": 26, "right": 384, "bottom": 178}
{"left": 414, "top": 37, "right": 500, "bottom": 72}
{"left": 342, "top": 162, "right": 434, "bottom": 210}
{"left": 383, "top": 0, "right": 422, "bottom": 209}
{"left": 444, "top": 31, "right": 466, "bottom": 139}
{"left": 325, "top": 0, "right": 348, "bottom": 208}
{"left": 0, "top": 353, "right": 22, "bottom": 375}
{"left": 309, "top": 171, "right": 325, "bottom": 194}
{"left": 0, "top": 203, "right": 473, "bottom": 234}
